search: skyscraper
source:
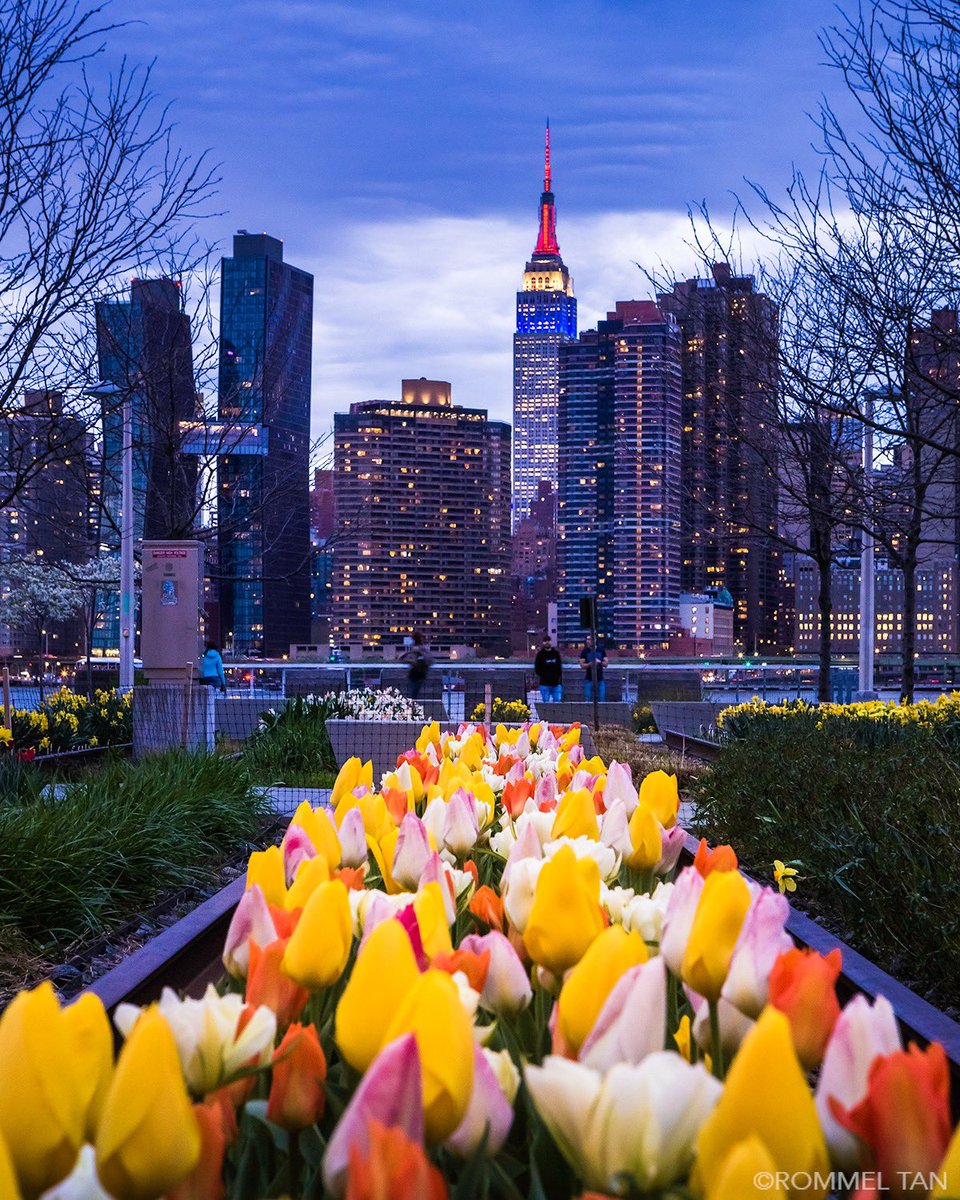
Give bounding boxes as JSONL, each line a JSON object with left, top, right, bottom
{"left": 217, "top": 232, "right": 313, "bottom": 656}
{"left": 659, "top": 265, "right": 782, "bottom": 652}
{"left": 513, "top": 125, "right": 577, "bottom": 529}
{"left": 557, "top": 302, "right": 683, "bottom": 651}
{"left": 332, "top": 379, "right": 511, "bottom": 655}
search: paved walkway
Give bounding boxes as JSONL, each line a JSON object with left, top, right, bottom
{"left": 265, "top": 786, "right": 332, "bottom": 818}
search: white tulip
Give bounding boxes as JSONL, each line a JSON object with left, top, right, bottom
{"left": 502, "top": 856, "right": 543, "bottom": 933}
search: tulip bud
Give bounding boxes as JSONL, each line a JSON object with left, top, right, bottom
{"left": 638, "top": 770, "right": 679, "bottom": 828}
{"left": 284, "top": 854, "right": 331, "bottom": 911}
{"left": 346, "top": 1118, "right": 445, "bottom": 1200}
{"left": 267, "top": 1024, "right": 327, "bottom": 1132}
{"left": 524, "top": 845, "right": 604, "bottom": 975}
{"left": 579, "top": 955, "right": 668, "bottom": 1072}
{"left": 392, "top": 813, "right": 432, "bottom": 890}
{"left": 768, "top": 947, "right": 842, "bottom": 1071}
{"left": 551, "top": 788, "right": 600, "bottom": 841}
{"left": 624, "top": 803, "right": 663, "bottom": 872}
{"left": 167, "top": 1100, "right": 228, "bottom": 1200}
{"left": 288, "top": 801, "right": 342, "bottom": 871}
{"left": 557, "top": 926, "right": 648, "bottom": 1054}
{"left": 247, "top": 937, "right": 309, "bottom": 1027}
{"left": 338, "top": 806, "right": 368, "bottom": 868}
{"left": 708, "top": 1135, "right": 786, "bottom": 1199}
{"left": 96, "top": 1009, "right": 201, "bottom": 1200}
{"left": 245, "top": 845, "right": 286, "bottom": 908}
{"left": 335, "top": 918, "right": 421, "bottom": 1072}
{"left": 681, "top": 870, "right": 751, "bottom": 1003}
{"left": 660, "top": 866, "right": 705, "bottom": 976}
{"left": 720, "top": 889, "right": 792, "bottom": 1020}
{"left": 413, "top": 882, "right": 453, "bottom": 961}
{"left": 62, "top": 993, "right": 113, "bottom": 1142}
{"left": 445, "top": 1046, "right": 518, "bottom": 1158}
{"left": 459, "top": 930, "right": 532, "bottom": 1015}
{"left": 222, "top": 884, "right": 281, "bottom": 979}
{"left": 283, "top": 880, "right": 353, "bottom": 990}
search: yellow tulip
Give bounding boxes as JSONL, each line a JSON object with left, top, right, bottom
{"left": 681, "top": 869, "right": 751, "bottom": 1002}
{"left": 367, "top": 827, "right": 402, "bottom": 893}
{"left": 246, "top": 845, "right": 286, "bottom": 908}
{"left": 935, "top": 1121, "right": 960, "bottom": 1197}
{"left": 383, "top": 970, "right": 475, "bottom": 1141}
{"left": 416, "top": 722, "right": 440, "bottom": 753}
{"left": 639, "top": 770, "right": 680, "bottom": 828}
{"left": 580, "top": 755, "right": 606, "bottom": 777}
{"left": 551, "top": 788, "right": 600, "bottom": 841}
{"left": 283, "top": 879, "right": 353, "bottom": 990}
{"left": 624, "top": 802, "right": 663, "bottom": 871}
{"left": 470, "top": 777, "right": 497, "bottom": 827}
{"left": 394, "top": 760, "right": 425, "bottom": 803}
{"left": 290, "top": 801, "right": 342, "bottom": 870}
{"left": 559, "top": 727, "right": 581, "bottom": 751}
{"left": 0, "top": 1130, "right": 18, "bottom": 1200}
{"left": 438, "top": 758, "right": 473, "bottom": 800}
{"left": 414, "top": 882, "right": 453, "bottom": 960}
{"left": 284, "top": 854, "right": 331, "bottom": 910}
{"left": 335, "top": 918, "right": 421, "bottom": 1071}
{"left": 695, "top": 1008, "right": 829, "bottom": 1200}
{"left": 707, "top": 1135, "right": 786, "bottom": 1200}
{"left": 459, "top": 732, "right": 485, "bottom": 771}
{"left": 0, "top": 982, "right": 83, "bottom": 1198}
{"left": 557, "top": 925, "right": 648, "bottom": 1053}
{"left": 524, "top": 844, "right": 604, "bottom": 974}
{"left": 95, "top": 1008, "right": 201, "bottom": 1200}
{"left": 63, "top": 993, "right": 113, "bottom": 1141}
{"left": 331, "top": 756, "right": 373, "bottom": 808}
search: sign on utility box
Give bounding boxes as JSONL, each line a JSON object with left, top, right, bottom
{"left": 141, "top": 541, "right": 203, "bottom": 682}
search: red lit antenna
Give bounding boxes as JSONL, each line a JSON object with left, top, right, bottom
{"left": 544, "top": 120, "right": 551, "bottom": 192}
{"left": 534, "top": 121, "right": 559, "bottom": 256}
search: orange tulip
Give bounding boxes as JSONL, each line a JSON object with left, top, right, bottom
{"left": 267, "top": 1024, "right": 327, "bottom": 1132}
{"left": 346, "top": 1118, "right": 447, "bottom": 1200}
{"left": 768, "top": 947, "right": 842, "bottom": 1070}
{"left": 168, "top": 1100, "right": 228, "bottom": 1200}
{"left": 382, "top": 787, "right": 411, "bottom": 827}
{"left": 334, "top": 866, "right": 367, "bottom": 891}
{"left": 246, "top": 938, "right": 309, "bottom": 1027}
{"left": 469, "top": 885, "right": 504, "bottom": 932}
{"left": 432, "top": 948, "right": 491, "bottom": 994}
{"left": 693, "top": 838, "right": 739, "bottom": 877}
{"left": 503, "top": 776, "right": 535, "bottom": 818}
{"left": 831, "top": 1043, "right": 951, "bottom": 1197}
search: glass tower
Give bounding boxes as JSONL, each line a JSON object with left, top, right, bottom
{"left": 513, "top": 125, "right": 577, "bottom": 529}
{"left": 217, "top": 232, "right": 313, "bottom": 656}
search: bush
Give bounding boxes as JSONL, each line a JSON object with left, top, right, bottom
{"left": 8, "top": 688, "right": 132, "bottom": 755}
{"left": 470, "top": 697, "right": 531, "bottom": 723}
{"left": 695, "top": 699, "right": 960, "bottom": 1010}
{"left": 632, "top": 701, "right": 657, "bottom": 734}
{"left": 0, "top": 750, "right": 270, "bottom": 953}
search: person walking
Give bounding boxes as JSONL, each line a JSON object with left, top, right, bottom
{"left": 534, "top": 635, "right": 563, "bottom": 703}
{"left": 580, "top": 635, "right": 607, "bottom": 703}
{"left": 405, "top": 632, "right": 431, "bottom": 699}
{"left": 199, "top": 642, "right": 227, "bottom": 694}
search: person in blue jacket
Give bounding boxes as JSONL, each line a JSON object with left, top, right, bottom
{"left": 199, "top": 642, "right": 227, "bottom": 693}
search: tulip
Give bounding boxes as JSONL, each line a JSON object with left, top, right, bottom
{"left": 418, "top": 852, "right": 460, "bottom": 925}
{"left": 639, "top": 769, "right": 679, "bottom": 827}
{"left": 366, "top": 827, "right": 402, "bottom": 894}
{"left": 222, "top": 884, "right": 283, "bottom": 978}
{"left": 0, "top": 1132, "right": 16, "bottom": 1200}
{"left": 459, "top": 931, "right": 532, "bottom": 1015}
{"left": 284, "top": 853, "right": 331, "bottom": 910}
{"left": 336, "top": 918, "right": 421, "bottom": 1072}
{"left": 624, "top": 802, "right": 663, "bottom": 872}
{"left": 657, "top": 824, "right": 687, "bottom": 876}
{"left": 604, "top": 760, "right": 639, "bottom": 815}
{"left": 246, "top": 845, "right": 286, "bottom": 908}
{"left": 534, "top": 771, "right": 558, "bottom": 809}
{"left": 289, "top": 801, "right": 342, "bottom": 871}
{"left": 693, "top": 838, "right": 739, "bottom": 876}
{"left": 96, "top": 1008, "right": 201, "bottom": 1200}
{"left": 544, "top": 835, "right": 619, "bottom": 882}
{"left": 432, "top": 947, "right": 490, "bottom": 994}
{"left": 551, "top": 788, "right": 600, "bottom": 841}
{"left": 396, "top": 904, "right": 431, "bottom": 970}
{"left": 720, "top": 889, "right": 792, "bottom": 1020}
{"left": 442, "top": 789, "right": 480, "bottom": 857}
{"left": 247, "top": 937, "right": 309, "bottom": 1027}
{"left": 708, "top": 1135, "right": 787, "bottom": 1200}
{"left": 815, "top": 994, "right": 902, "bottom": 1171}
{"left": 681, "top": 869, "right": 752, "bottom": 1003}
{"left": 501, "top": 817, "right": 543, "bottom": 887}
{"left": 345, "top": 1118, "right": 447, "bottom": 1200}
{"left": 324, "top": 1035, "right": 426, "bottom": 1197}
{"left": 695, "top": 1007, "right": 830, "bottom": 1199}
{"left": 502, "top": 857, "right": 544, "bottom": 933}
{"left": 579, "top": 955, "right": 667, "bottom": 1072}
{"left": 0, "top": 982, "right": 83, "bottom": 1198}
{"left": 769, "top": 947, "right": 842, "bottom": 1070}
{"left": 503, "top": 774, "right": 534, "bottom": 818}
{"left": 339, "top": 791, "right": 393, "bottom": 844}
{"left": 392, "top": 813, "right": 432, "bottom": 890}
{"left": 283, "top": 879, "right": 353, "bottom": 990}
{"left": 525, "top": 1052, "right": 721, "bottom": 1193}
{"left": 167, "top": 1100, "right": 228, "bottom": 1200}
{"left": 933, "top": 1121, "right": 960, "bottom": 1198}
{"left": 331, "top": 756, "right": 374, "bottom": 808}
{"left": 282, "top": 822, "right": 318, "bottom": 884}
{"left": 691, "top": 992, "right": 755, "bottom": 1058}
{"left": 413, "top": 882, "right": 454, "bottom": 960}
{"left": 619, "top": 879, "right": 675, "bottom": 944}
{"left": 62, "top": 993, "right": 113, "bottom": 1142}
{"left": 557, "top": 926, "right": 649, "bottom": 1054}
{"left": 524, "top": 845, "right": 604, "bottom": 974}
{"left": 831, "top": 1043, "right": 951, "bottom": 1197}
{"left": 417, "top": 721, "right": 441, "bottom": 753}
{"left": 267, "top": 1023, "right": 327, "bottom": 1131}
{"left": 338, "top": 807, "right": 369, "bottom": 868}
{"left": 445, "top": 1046, "right": 518, "bottom": 1158}
{"left": 600, "top": 800, "right": 631, "bottom": 859}
{"left": 660, "top": 865, "right": 705, "bottom": 975}
{"left": 468, "top": 885, "right": 504, "bottom": 932}
{"left": 383, "top": 970, "right": 475, "bottom": 1141}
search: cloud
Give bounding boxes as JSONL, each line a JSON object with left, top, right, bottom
{"left": 303, "top": 208, "right": 768, "bottom": 443}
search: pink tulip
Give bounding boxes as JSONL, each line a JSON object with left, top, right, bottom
{"left": 720, "top": 888, "right": 793, "bottom": 1018}
{"left": 282, "top": 823, "right": 318, "bottom": 885}
{"left": 445, "top": 1046, "right": 517, "bottom": 1158}
{"left": 351, "top": 783, "right": 372, "bottom": 799}
{"left": 460, "top": 931, "right": 532, "bottom": 1016}
{"left": 359, "top": 891, "right": 401, "bottom": 940}
{"left": 537, "top": 728, "right": 558, "bottom": 753}
{"left": 579, "top": 956, "right": 668, "bottom": 1072}
{"left": 338, "top": 807, "right": 368, "bottom": 868}
{"left": 815, "top": 994, "right": 902, "bottom": 1170}
{"left": 392, "top": 813, "right": 431, "bottom": 890}
{"left": 514, "top": 731, "right": 531, "bottom": 758}
{"left": 656, "top": 825, "right": 687, "bottom": 876}
{"left": 570, "top": 769, "right": 599, "bottom": 793}
{"left": 322, "top": 1033, "right": 424, "bottom": 1197}
{"left": 660, "top": 866, "right": 705, "bottom": 976}
{"left": 443, "top": 789, "right": 480, "bottom": 857}
{"left": 605, "top": 761, "right": 638, "bottom": 815}
{"left": 502, "top": 818, "right": 543, "bottom": 887}
{"left": 568, "top": 744, "right": 585, "bottom": 766}
{"left": 534, "top": 772, "right": 558, "bottom": 809}
{"left": 600, "top": 800, "right": 631, "bottom": 858}
{"left": 506, "top": 759, "right": 526, "bottom": 785}
{"left": 222, "top": 883, "right": 279, "bottom": 978}
{"left": 395, "top": 905, "right": 430, "bottom": 970}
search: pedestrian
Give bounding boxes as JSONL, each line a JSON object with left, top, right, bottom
{"left": 580, "top": 635, "right": 607, "bottom": 703}
{"left": 199, "top": 641, "right": 227, "bottom": 694}
{"left": 405, "top": 632, "right": 431, "bottom": 699}
{"left": 534, "top": 635, "right": 563, "bottom": 703}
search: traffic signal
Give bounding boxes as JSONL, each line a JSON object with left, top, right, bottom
{"left": 579, "top": 596, "right": 596, "bottom": 630}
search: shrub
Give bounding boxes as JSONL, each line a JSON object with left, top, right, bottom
{"left": 631, "top": 701, "right": 657, "bottom": 734}
{"left": 695, "top": 700, "right": 960, "bottom": 1009}
{"left": 470, "top": 697, "right": 531, "bottom": 723}
{"left": 7, "top": 688, "right": 131, "bottom": 755}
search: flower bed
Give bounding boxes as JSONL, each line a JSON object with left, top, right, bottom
{"left": 4, "top": 687, "right": 131, "bottom": 757}
{"left": 3, "top": 719, "right": 958, "bottom": 1198}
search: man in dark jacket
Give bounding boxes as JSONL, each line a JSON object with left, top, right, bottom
{"left": 534, "top": 635, "right": 563, "bottom": 702}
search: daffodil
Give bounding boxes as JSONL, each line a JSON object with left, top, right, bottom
{"left": 773, "top": 860, "right": 798, "bottom": 894}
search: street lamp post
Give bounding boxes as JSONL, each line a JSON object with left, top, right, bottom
{"left": 858, "top": 395, "right": 877, "bottom": 700}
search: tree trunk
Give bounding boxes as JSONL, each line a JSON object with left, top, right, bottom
{"left": 811, "top": 526, "right": 833, "bottom": 703}
{"left": 901, "top": 553, "right": 917, "bottom": 704}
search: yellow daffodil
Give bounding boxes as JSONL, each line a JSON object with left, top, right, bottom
{"left": 773, "top": 860, "right": 799, "bottom": 894}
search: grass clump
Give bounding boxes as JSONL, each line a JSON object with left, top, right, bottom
{"left": 694, "top": 702, "right": 960, "bottom": 1011}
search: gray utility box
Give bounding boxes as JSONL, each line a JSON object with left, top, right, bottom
{"left": 141, "top": 540, "right": 203, "bottom": 682}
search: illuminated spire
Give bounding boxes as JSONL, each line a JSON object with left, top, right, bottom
{"left": 534, "top": 121, "right": 559, "bottom": 256}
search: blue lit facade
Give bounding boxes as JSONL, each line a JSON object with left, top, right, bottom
{"left": 217, "top": 232, "right": 313, "bottom": 656}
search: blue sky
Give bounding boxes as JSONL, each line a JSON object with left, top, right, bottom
{"left": 106, "top": 0, "right": 847, "bottom": 435}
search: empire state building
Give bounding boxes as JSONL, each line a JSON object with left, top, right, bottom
{"left": 512, "top": 124, "right": 577, "bottom": 528}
